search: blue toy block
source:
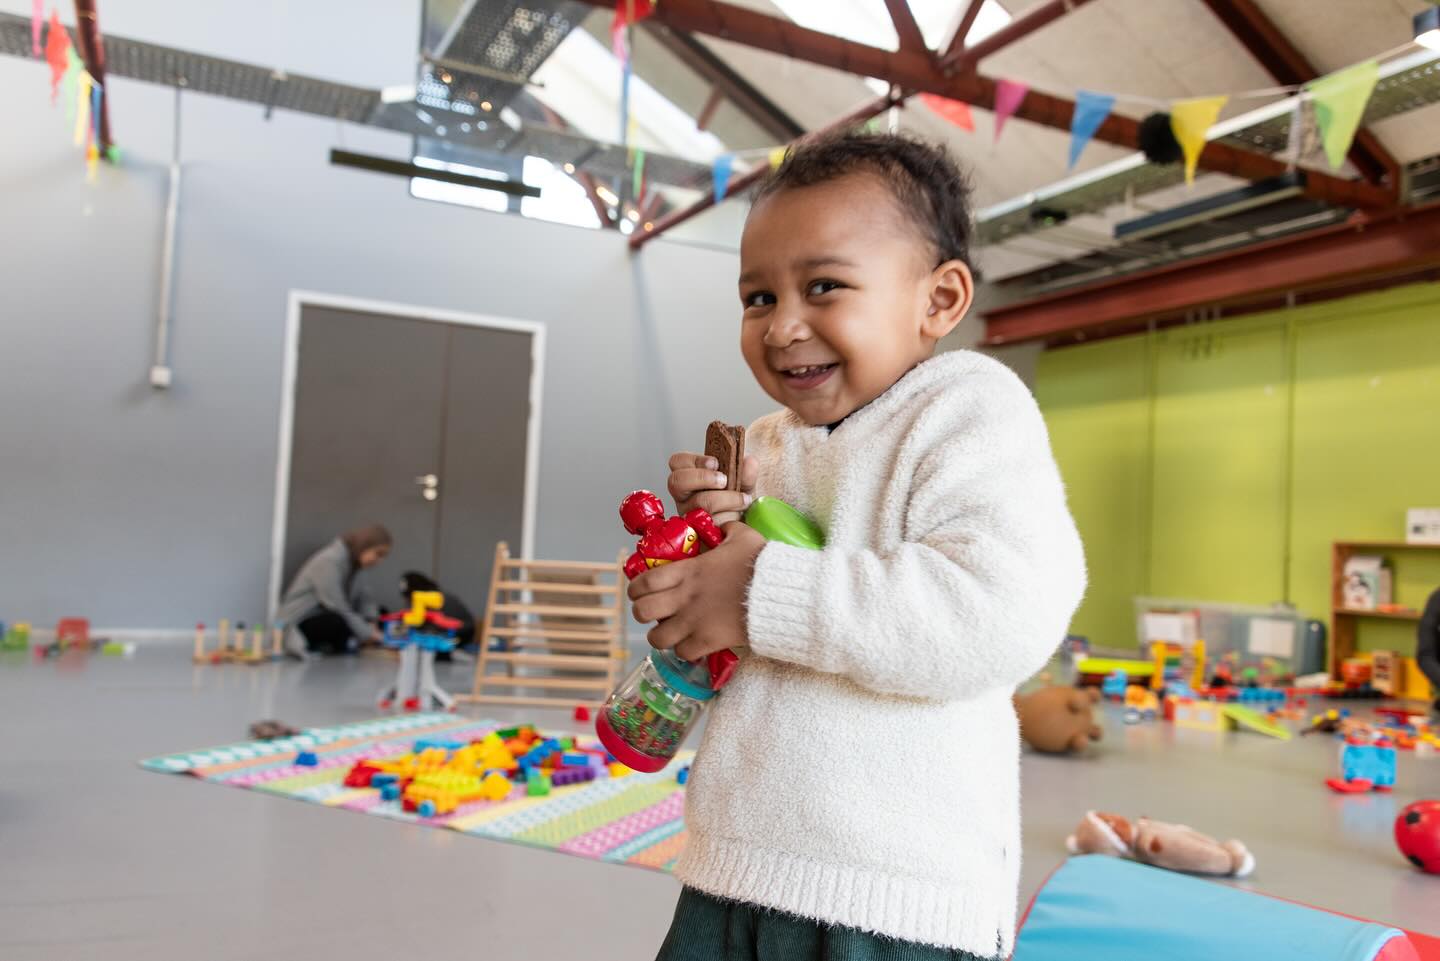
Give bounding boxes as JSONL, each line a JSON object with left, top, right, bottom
{"left": 413, "top": 738, "right": 465, "bottom": 753}
{"left": 561, "top": 752, "right": 588, "bottom": 767}
{"left": 372, "top": 773, "right": 399, "bottom": 787}
{"left": 1340, "top": 742, "right": 1397, "bottom": 788}
{"left": 381, "top": 783, "right": 401, "bottom": 801}
{"left": 295, "top": 751, "right": 319, "bottom": 766}
{"left": 417, "top": 799, "right": 437, "bottom": 817}
{"left": 677, "top": 765, "right": 690, "bottom": 785}
{"left": 1101, "top": 671, "right": 1128, "bottom": 699}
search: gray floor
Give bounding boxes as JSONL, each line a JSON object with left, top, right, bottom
{"left": 2, "top": 644, "right": 1438, "bottom": 961}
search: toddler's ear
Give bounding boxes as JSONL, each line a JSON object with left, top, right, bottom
{"left": 922, "top": 259, "right": 974, "bottom": 341}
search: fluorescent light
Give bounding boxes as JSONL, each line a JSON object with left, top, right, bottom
{"left": 1416, "top": 6, "right": 1440, "bottom": 50}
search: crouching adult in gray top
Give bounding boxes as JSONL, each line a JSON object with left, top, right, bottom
{"left": 277, "top": 524, "right": 391, "bottom": 656}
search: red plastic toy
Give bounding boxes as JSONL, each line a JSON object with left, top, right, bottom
{"left": 1396, "top": 799, "right": 1440, "bottom": 874}
{"left": 619, "top": 490, "right": 737, "bottom": 689}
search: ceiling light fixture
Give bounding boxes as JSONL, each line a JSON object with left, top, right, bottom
{"left": 481, "top": 101, "right": 493, "bottom": 111}
{"left": 1416, "top": 5, "right": 1440, "bottom": 50}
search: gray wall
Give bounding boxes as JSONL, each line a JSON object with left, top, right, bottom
{"left": 0, "top": 46, "right": 771, "bottom": 627}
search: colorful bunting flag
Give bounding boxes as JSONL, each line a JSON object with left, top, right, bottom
{"left": 1169, "top": 95, "right": 1228, "bottom": 184}
{"left": 1068, "top": 91, "right": 1115, "bottom": 169}
{"left": 632, "top": 148, "right": 645, "bottom": 201}
{"left": 32, "top": 0, "right": 42, "bottom": 55}
{"left": 1307, "top": 60, "right": 1379, "bottom": 171}
{"left": 88, "top": 80, "right": 101, "bottom": 179}
{"left": 713, "top": 153, "right": 733, "bottom": 202}
{"left": 919, "top": 92, "right": 974, "bottom": 132}
{"left": 45, "top": 11, "right": 69, "bottom": 103}
{"left": 992, "top": 78, "right": 1029, "bottom": 143}
{"left": 768, "top": 146, "right": 786, "bottom": 170}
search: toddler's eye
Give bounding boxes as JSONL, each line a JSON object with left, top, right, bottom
{"left": 743, "top": 291, "right": 776, "bottom": 308}
{"left": 807, "top": 280, "right": 843, "bottom": 296}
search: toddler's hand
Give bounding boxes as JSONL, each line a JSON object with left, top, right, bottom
{"left": 667, "top": 451, "right": 759, "bottom": 526}
{"left": 629, "top": 521, "right": 766, "bottom": 662}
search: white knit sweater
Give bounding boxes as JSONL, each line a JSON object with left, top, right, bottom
{"left": 675, "top": 349, "right": 1087, "bottom": 954}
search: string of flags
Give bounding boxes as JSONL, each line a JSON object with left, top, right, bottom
{"left": 34, "top": 7, "right": 111, "bottom": 180}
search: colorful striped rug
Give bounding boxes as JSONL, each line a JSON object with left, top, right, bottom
{"left": 140, "top": 713, "right": 691, "bottom": 872}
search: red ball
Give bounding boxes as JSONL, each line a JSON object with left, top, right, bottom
{"left": 1395, "top": 799, "right": 1440, "bottom": 874}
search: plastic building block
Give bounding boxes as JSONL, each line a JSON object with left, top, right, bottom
{"left": 414, "top": 738, "right": 465, "bottom": 752}
{"left": 573, "top": 704, "right": 591, "bottom": 722}
{"left": 381, "top": 783, "right": 401, "bottom": 801}
{"left": 608, "top": 762, "right": 631, "bottom": 778}
{"left": 527, "top": 772, "right": 552, "bottom": 797}
{"left": 295, "top": 751, "right": 319, "bottom": 766}
{"left": 371, "top": 773, "right": 399, "bottom": 787}
{"left": 561, "top": 752, "right": 589, "bottom": 767}
{"left": 417, "top": 799, "right": 437, "bottom": 817}
{"left": 677, "top": 765, "right": 690, "bottom": 785}
{"left": 481, "top": 771, "right": 512, "bottom": 801}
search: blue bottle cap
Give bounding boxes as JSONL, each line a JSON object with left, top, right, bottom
{"left": 649, "top": 650, "right": 717, "bottom": 701}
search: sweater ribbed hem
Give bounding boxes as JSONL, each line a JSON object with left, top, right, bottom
{"left": 745, "top": 542, "right": 825, "bottom": 668}
{"left": 675, "top": 832, "right": 1014, "bottom": 956}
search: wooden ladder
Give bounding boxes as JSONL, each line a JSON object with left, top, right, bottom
{"left": 459, "top": 541, "right": 629, "bottom": 708}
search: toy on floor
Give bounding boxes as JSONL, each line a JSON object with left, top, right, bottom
{"left": 377, "top": 591, "right": 460, "bottom": 712}
{"left": 1014, "top": 685, "right": 1102, "bottom": 754}
{"left": 1101, "top": 669, "right": 1129, "bottom": 700}
{"left": 1395, "top": 800, "right": 1440, "bottom": 874}
{"left": 1066, "top": 810, "right": 1255, "bottom": 878}
{"left": 343, "top": 724, "right": 616, "bottom": 815}
{"left": 598, "top": 479, "right": 826, "bottom": 773}
{"left": 1123, "top": 685, "right": 1159, "bottom": 723}
{"left": 192, "top": 619, "right": 285, "bottom": 664}
{"left": 1, "top": 621, "right": 29, "bottom": 651}
{"left": 248, "top": 719, "right": 302, "bottom": 740}
{"left": 1326, "top": 731, "right": 1397, "bottom": 793}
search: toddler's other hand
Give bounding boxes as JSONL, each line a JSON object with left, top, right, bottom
{"left": 629, "top": 521, "right": 765, "bottom": 661}
{"left": 667, "top": 451, "right": 759, "bottom": 525}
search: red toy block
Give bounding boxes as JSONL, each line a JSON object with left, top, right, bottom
{"left": 55, "top": 617, "right": 90, "bottom": 647}
{"left": 573, "top": 704, "right": 591, "bottom": 722}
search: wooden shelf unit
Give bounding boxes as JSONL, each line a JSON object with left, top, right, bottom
{"left": 1329, "top": 539, "right": 1440, "bottom": 679}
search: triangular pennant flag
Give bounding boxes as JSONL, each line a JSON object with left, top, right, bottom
{"left": 632, "top": 148, "right": 645, "bottom": 201}
{"left": 611, "top": 0, "right": 657, "bottom": 61}
{"left": 1068, "top": 91, "right": 1115, "bottom": 169}
{"left": 31, "top": 0, "right": 42, "bottom": 55}
{"left": 45, "top": 11, "right": 70, "bottom": 103}
{"left": 918, "top": 92, "right": 974, "bottom": 132}
{"left": 713, "top": 153, "right": 734, "bottom": 202}
{"left": 1169, "top": 95, "right": 1227, "bottom": 184}
{"left": 993, "top": 78, "right": 1029, "bottom": 143}
{"left": 1284, "top": 97, "right": 1322, "bottom": 170}
{"left": 61, "top": 55, "right": 81, "bottom": 123}
{"left": 1307, "top": 60, "right": 1379, "bottom": 171}
{"left": 768, "top": 146, "right": 786, "bottom": 170}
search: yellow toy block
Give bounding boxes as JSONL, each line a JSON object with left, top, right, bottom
{"left": 403, "top": 591, "right": 443, "bottom": 627}
{"left": 481, "top": 771, "right": 512, "bottom": 801}
{"left": 608, "top": 763, "right": 632, "bottom": 779}
{"left": 1172, "top": 699, "right": 1227, "bottom": 733}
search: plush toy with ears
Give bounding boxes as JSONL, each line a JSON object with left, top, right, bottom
{"left": 1014, "top": 685, "right": 1103, "bottom": 754}
{"left": 1066, "top": 810, "right": 1256, "bottom": 878}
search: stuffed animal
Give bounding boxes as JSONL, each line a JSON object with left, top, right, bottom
{"left": 1014, "top": 685, "right": 1103, "bottom": 754}
{"left": 1066, "top": 810, "right": 1255, "bottom": 878}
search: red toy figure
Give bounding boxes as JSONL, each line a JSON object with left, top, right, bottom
{"left": 619, "top": 490, "right": 738, "bottom": 689}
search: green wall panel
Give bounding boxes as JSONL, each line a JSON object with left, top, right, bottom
{"left": 1289, "top": 285, "right": 1440, "bottom": 653}
{"left": 1034, "top": 280, "right": 1440, "bottom": 660}
{"left": 1149, "top": 323, "right": 1289, "bottom": 605}
{"left": 1035, "top": 337, "right": 1150, "bottom": 648}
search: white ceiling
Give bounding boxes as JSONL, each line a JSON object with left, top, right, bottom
{"left": 614, "top": 0, "right": 1440, "bottom": 274}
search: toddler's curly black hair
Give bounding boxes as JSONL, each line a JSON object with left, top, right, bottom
{"left": 753, "top": 130, "right": 974, "bottom": 268}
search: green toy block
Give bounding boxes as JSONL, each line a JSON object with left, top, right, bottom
{"left": 527, "top": 772, "right": 551, "bottom": 797}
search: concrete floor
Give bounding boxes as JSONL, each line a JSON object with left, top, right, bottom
{"left": 2, "top": 644, "right": 1438, "bottom": 961}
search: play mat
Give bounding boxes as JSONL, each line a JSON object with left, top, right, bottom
{"left": 140, "top": 713, "right": 691, "bottom": 872}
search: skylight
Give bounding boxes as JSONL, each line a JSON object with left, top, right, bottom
{"left": 767, "top": 0, "right": 1013, "bottom": 53}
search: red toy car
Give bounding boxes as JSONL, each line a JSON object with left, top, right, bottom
{"left": 1395, "top": 799, "right": 1440, "bottom": 874}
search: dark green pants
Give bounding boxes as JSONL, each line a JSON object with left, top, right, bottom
{"left": 655, "top": 887, "right": 1000, "bottom": 961}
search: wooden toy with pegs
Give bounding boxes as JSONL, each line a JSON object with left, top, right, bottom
{"left": 193, "top": 620, "right": 288, "bottom": 664}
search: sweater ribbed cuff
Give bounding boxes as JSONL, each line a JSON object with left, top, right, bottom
{"left": 676, "top": 831, "right": 1014, "bottom": 955}
{"left": 745, "top": 542, "right": 825, "bottom": 669}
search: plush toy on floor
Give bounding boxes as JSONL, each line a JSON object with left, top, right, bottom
{"left": 1066, "top": 810, "right": 1256, "bottom": 878}
{"left": 1014, "top": 685, "right": 1103, "bottom": 753}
